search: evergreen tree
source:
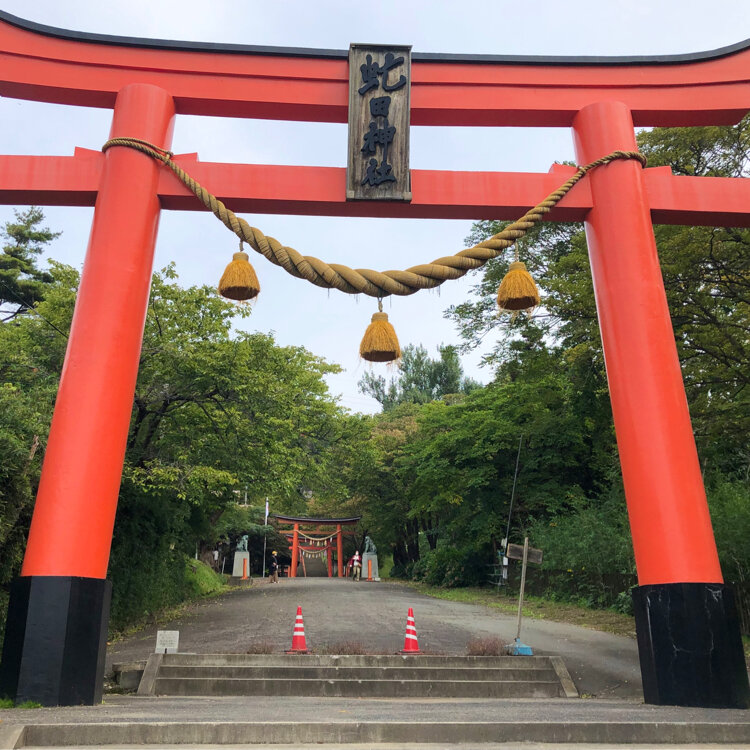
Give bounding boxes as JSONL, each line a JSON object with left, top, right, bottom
{"left": 0, "top": 207, "right": 59, "bottom": 320}
{"left": 358, "top": 343, "right": 480, "bottom": 411}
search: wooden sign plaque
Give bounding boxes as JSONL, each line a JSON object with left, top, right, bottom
{"left": 506, "top": 543, "right": 544, "bottom": 565}
{"left": 347, "top": 43, "right": 412, "bottom": 201}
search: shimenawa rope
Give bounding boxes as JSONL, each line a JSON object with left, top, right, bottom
{"left": 101, "top": 137, "right": 646, "bottom": 300}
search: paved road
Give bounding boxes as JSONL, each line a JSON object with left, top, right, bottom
{"left": 107, "top": 578, "right": 641, "bottom": 698}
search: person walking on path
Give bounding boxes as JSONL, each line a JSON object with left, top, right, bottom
{"left": 352, "top": 551, "right": 362, "bottom": 582}
{"left": 268, "top": 550, "right": 279, "bottom": 583}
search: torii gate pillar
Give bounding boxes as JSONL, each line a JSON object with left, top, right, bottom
{"left": 0, "top": 83, "right": 175, "bottom": 707}
{"left": 573, "top": 101, "right": 748, "bottom": 708}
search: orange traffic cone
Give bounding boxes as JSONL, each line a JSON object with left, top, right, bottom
{"left": 399, "top": 607, "right": 420, "bottom": 654}
{"left": 286, "top": 606, "right": 309, "bottom": 653}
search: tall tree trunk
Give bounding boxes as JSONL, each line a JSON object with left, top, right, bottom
{"left": 405, "top": 518, "right": 420, "bottom": 562}
{"left": 392, "top": 539, "right": 408, "bottom": 568}
{"left": 421, "top": 514, "right": 438, "bottom": 550}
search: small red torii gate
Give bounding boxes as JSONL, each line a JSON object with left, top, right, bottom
{"left": 271, "top": 514, "right": 361, "bottom": 578}
{"left": 0, "top": 11, "right": 748, "bottom": 708}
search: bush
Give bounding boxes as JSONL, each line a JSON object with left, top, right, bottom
{"left": 466, "top": 637, "right": 509, "bottom": 656}
{"left": 185, "top": 559, "right": 225, "bottom": 597}
{"left": 389, "top": 562, "right": 407, "bottom": 579}
{"left": 410, "top": 556, "right": 429, "bottom": 582}
{"left": 525, "top": 493, "right": 636, "bottom": 609}
{"left": 612, "top": 588, "right": 635, "bottom": 615}
{"left": 708, "top": 480, "right": 750, "bottom": 585}
{"left": 406, "top": 547, "right": 485, "bottom": 588}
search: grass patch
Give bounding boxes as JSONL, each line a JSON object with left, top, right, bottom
{"left": 184, "top": 559, "right": 227, "bottom": 598}
{"left": 0, "top": 698, "right": 42, "bottom": 709}
{"left": 378, "top": 554, "right": 394, "bottom": 579}
{"left": 400, "top": 582, "right": 638, "bottom": 638}
{"left": 108, "top": 560, "right": 230, "bottom": 643}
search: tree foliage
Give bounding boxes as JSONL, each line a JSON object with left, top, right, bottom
{"left": 329, "top": 117, "right": 750, "bottom": 608}
{"left": 0, "top": 253, "right": 359, "bottom": 632}
{"left": 358, "top": 343, "right": 480, "bottom": 410}
{"left": 0, "top": 207, "right": 59, "bottom": 320}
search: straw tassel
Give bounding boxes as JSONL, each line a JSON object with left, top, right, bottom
{"left": 218, "top": 242, "right": 260, "bottom": 301}
{"left": 359, "top": 301, "right": 401, "bottom": 363}
{"left": 496, "top": 261, "right": 540, "bottom": 313}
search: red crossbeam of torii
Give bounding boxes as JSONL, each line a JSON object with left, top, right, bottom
{"left": 0, "top": 10, "right": 748, "bottom": 708}
{"left": 2, "top": 10, "right": 750, "bottom": 223}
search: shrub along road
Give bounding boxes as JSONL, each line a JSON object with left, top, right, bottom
{"left": 107, "top": 578, "right": 641, "bottom": 699}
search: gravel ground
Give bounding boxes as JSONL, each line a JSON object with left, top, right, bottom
{"left": 106, "top": 577, "right": 641, "bottom": 698}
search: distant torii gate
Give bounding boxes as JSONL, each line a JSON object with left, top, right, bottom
{"left": 0, "top": 10, "right": 748, "bottom": 709}
{"left": 271, "top": 515, "right": 361, "bottom": 578}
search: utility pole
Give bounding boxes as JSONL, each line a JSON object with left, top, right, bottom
{"left": 262, "top": 498, "right": 269, "bottom": 579}
{"left": 501, "top": 435, "right": 523, "bottom": 583}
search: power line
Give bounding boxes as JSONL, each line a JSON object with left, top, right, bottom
{"left": 0, "top": 279, "right": 69, "bottom": 340}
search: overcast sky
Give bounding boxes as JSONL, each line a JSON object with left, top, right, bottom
{"left": 1, "top": 1, "right": 749, "bottom": 413}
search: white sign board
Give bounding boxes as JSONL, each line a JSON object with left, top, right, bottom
{"left": 155, "top": 630, "right": 179, "bottom": 654}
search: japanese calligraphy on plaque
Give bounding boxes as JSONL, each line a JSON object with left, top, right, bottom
{"left": 347, "top": 44, "right": 412, "bottom": 201}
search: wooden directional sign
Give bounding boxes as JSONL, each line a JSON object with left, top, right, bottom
{"left": 507, "top": 543, "right": 543, "bottom": 565}
{"left": 347, "top": 43, "right": 412, "bottom": 201}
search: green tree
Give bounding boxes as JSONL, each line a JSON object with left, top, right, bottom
{"left": 359, "top": 343, "right": 480, "bottom": 411}
{"left": 437, "top": 116, "right": 750, "bottom": 605}
{"left": 0, "top": 208, "right": 59, "bottom": 320}
{"left": 0, "top": 254, "right": 361, "bottom": 631}
{"left": 109, "top": 266, "right": 355, "bottom": 625}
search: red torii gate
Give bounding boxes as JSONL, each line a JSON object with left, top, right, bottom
{"left": 271, "top": 515, "right": 361, "bottom": 578}
{"left": 0, "top": 11, "right": 748, "bottom": 708}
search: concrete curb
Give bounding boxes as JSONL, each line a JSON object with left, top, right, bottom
{"left": 136, "top": 653, "right": 162, "bottom": 696}
{"left": 549, "top": 656, "right": 579, "bottom": 699}
{"left": 153, "top": 676, "right": 563, "bottom": 698}
{"left": 0, "top": 724, "right": 24, "bottom": 750}
{"left": 17, "top": 720, "right": 750, "bottom": 746}
{"left": 157, "top": 653, "right": 548, "bottom": 667}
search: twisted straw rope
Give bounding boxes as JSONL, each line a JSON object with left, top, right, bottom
{"left": 102, "top": 137, "right": 646, "bottom": 299}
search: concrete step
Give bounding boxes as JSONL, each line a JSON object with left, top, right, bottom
{"left": 15, "top": 720, "right": 750, "bottom": 747}
{"left": 153, "top": 676, "right": 564, "bottom": 698}
{"left": 158, "top": 653, "right": 547, "bottom": 668}
{"left": 157, "top": 664, "right": 558, "bottom": 681}
{"left": 137, "top": 653, "right": 578, "bottom": 700}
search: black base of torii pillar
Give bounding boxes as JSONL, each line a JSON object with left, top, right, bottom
{"left": 632, "top": 583, "right": 749, "bottom": 708}
{"left": 0, "top": 576, "right": 111, "bottom": 706}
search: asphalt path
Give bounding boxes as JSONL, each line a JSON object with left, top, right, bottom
{"left": 107, "top": 577, "right": 642, "bottom": 699}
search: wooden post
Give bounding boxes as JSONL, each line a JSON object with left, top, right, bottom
{"left": 336, "top": 525, "right": 343, "bottom": 578}
{"left": 290, "top": 523, "right": 300, "bottom": 578}
{"left": 367, "top": 559, "right": 373, "bottom": 582}
{"left": 515, "top": 537, "right": 530, "bottom": 643}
